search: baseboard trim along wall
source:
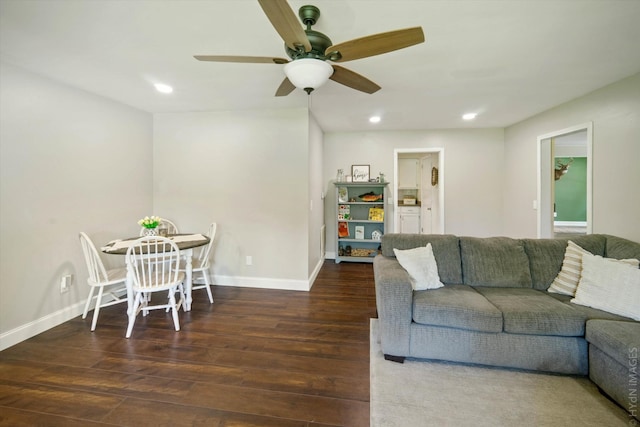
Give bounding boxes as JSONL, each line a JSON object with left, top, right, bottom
{"left": 0, "top": 301, "right": 86, "bottom": 351}
{"left": 554, "top": 221, "right": 587, "bottom": 227}
{"left": 212, "top": 277, "right": 309, "bottom": 291}
{"left": 210, "top": 258, "right": 324, "bottom": 292}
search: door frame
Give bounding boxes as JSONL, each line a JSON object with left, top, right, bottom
{"left": 393, "top": 148, "right": 445, "bottom": 234}
{"left": 536, "top": 122, "right": 593, "bottom": 237}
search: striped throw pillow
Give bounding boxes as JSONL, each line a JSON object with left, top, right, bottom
{"left": 548, "top": 241, "right": 590, "bottom": 296}
{"left": 548, "top": 240, "right": 639, "bottom": 296}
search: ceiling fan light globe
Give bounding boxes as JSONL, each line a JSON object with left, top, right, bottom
{"left": 284, "top": 59, "right": 333, "bottom": 93}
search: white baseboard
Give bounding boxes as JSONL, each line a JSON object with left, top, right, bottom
{"left": 0, "top": 301, "right": 85, "bottom": 351}
{"left": 308, "top": 257, "right": 324, "bottom": 290}
{"left": 196, "top": 260, "right": 326, "bottom": 292}
{"left": 554, "top": 221, "right": 587, "bottom": 227}
{"left": 213, "top": 274, "right": 311, "bottom": 291}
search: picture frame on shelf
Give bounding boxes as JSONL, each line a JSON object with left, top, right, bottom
{"left": 337, "top": 187, "right": 348, "bottom": 203}
{"left": 368, "top": 207, "right": 384, "bottom": 221}
{"left": 338, "top": 204, "right": 351, "bottom": 220}
{"left": 351, "top": 165, "right": 370, "bottom": 182}
{"left": 338, "top": 222, "right": 350, "bottom": 238}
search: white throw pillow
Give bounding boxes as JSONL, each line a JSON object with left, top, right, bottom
{"left": 571, "top": 253, "right": 640, "bottom": 320}
{"left": 548, "top": 240, "right": 639, "bottom": 296}
{"left": 393, "top": 243, "right": 444, "bottom": 291}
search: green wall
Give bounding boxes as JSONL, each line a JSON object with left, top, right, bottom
{"left": 554, "top": 157, "right": 587, "bottom": 222}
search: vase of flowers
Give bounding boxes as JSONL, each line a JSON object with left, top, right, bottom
{"left": 138, "top": 215, "right": 161, "bottom": 236}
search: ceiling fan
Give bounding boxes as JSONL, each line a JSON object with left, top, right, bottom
{"left": 194, "top": 0, "right": 425, "bottom": 96}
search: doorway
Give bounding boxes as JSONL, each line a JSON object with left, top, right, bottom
{"left": 393, "top": 148, "right": 445, "bottom": 234}
{"left": 537, "top": 123, "right": 592, "bottom": 238}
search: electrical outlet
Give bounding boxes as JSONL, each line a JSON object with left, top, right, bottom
{"left": 60, "top": 274, "right": 72, "bottom": 293}
{"left": 246, "top": 256, "right": 253, "bottom": 266}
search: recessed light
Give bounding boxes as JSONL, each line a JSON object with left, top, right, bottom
{"left": 369, "top": 115, "right": 381, "bottom": 123}
{"left": 462, "top": 113, "right": 477, "bottom": 120}
{"left": 154, "top": 83, "right": 173, "bottom": 94}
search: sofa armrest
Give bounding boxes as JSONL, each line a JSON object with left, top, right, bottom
{"left": 373, "top": 255, "right": 413, "bottom": 357}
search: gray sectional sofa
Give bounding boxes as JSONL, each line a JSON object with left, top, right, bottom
{"left": 374, "top": 233, "right": 640, "bottom": 419}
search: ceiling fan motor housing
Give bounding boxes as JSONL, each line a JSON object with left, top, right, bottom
{"left": 286, "top": 5, "right": 334, "bottom": 61}
{"left": 286, "top": 29, "right": 332, "bottom": 60}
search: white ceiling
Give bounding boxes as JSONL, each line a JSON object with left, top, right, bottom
{"left": 2, "top": 0, "right": 639, "bottom": 132}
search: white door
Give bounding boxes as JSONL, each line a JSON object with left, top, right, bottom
{"left": 420, "top": 155, "right": 433, "bottom": 234}
{"left": 539, "top": 138, "right": 554, "bottom": 238}
{"left": 398, "top": 159, "right": 419, "bottom": 189}
{"left": 400, "top": 212, "right": 421, "bottom": 233}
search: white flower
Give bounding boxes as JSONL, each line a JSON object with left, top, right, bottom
{"left": 138, "top": 215, "right": 161, "bottom": 228}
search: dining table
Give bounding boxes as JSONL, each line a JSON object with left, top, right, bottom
{"left": 101, "top": 233, "right": 210, "bottom": 312}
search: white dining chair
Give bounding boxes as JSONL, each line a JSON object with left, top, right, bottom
{"left": 180, "top": 222, "right": 217, "bottom": 303}
{"left": 125, "top": 236, "right": 185, "bottom": 338}
{"left": 79, "top": 232, "right": 128, "bottom": 331}
{"left": 160, "top": 218, "right": 179, "bottom": 234}
{"left": 139, "top": 218, "right": 179, "bottom": 236}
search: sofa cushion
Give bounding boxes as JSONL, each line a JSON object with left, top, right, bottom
{"left": 605, "top": 234, "right": 640, "bottom": 260}
{"left": 476, "top": 287, "right": 586, "bottom": 336}
{"left": 460, "top": 237, "right": 532, "bottom": 288}
{"left": 547, "top": 293, "right": 634, "bottom": 322}
{"left": 586, "top": 319, "right": 640, "bottom": 367}
{"left": 570, "top": 234, "right": 608, "bottom": 256}
{"left": 412, "top": 284, "right": 503, "bottom": 333}
{"left": 522, "top": 238, "right": 571, "bottom": 291}
{"left": 522, "top": 234, "right": 606, "bottom": 291}
{"left": 381, "top": 234, "right": 462, "bottom": 284}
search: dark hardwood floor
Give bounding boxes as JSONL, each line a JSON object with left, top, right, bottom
{"left": 0, "top": 261, "right": 377, "bottom": 426}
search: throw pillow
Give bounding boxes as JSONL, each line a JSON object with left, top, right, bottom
{"left": 393, "top": 243, "right": 444, "bottom": 291}
{"left": 571, "top": 253, "right": 640, "bottom": 321}
{"left": 548, "top": 240, "right": 639, "bottom": 296}
{"left": 547, "top": 240, "right": 591, "bottom": 295}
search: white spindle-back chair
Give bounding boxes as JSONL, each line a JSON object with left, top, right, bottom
{"left": 125, "top": 236, "right": 185, "bottom": 338}
{"left": 181, "top": 222, "right": 217, "bottom": 303}
{"left": 79, "top": 232, "right": 128, "bottom": 331}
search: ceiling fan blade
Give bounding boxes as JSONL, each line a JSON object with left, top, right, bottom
{"left": 326, "top": 27, "right": 425, "bottom": 62}
{"left": 275, "top": 77, "right": 296, "bottom": 97}
{"left": 330, "top": 65, "right": 381, "bottom": 94}
{"left": 194, "top": 55, "right": 289, "bottom": 64}
{"left": 258, "top": 0, "right": 311, "bottom": 52}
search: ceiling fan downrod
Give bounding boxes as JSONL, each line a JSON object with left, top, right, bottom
{"left": 286, "top": 5, "right": 332, "bottom": 61}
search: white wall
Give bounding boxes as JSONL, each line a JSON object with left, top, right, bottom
{"left": 323, "top": 128, "right": 505, "bottom": 257}
{"left": 504, "top": 73, "right": 640, "bottom": 241}
{"left": 0, "top": 63, "right": 153, "bottom": 349}
{"left": 153, "top": 108, "right": 314, "bottom": 290}
{"left": 308, "top": 113, "right": 325, "bottom": 279}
